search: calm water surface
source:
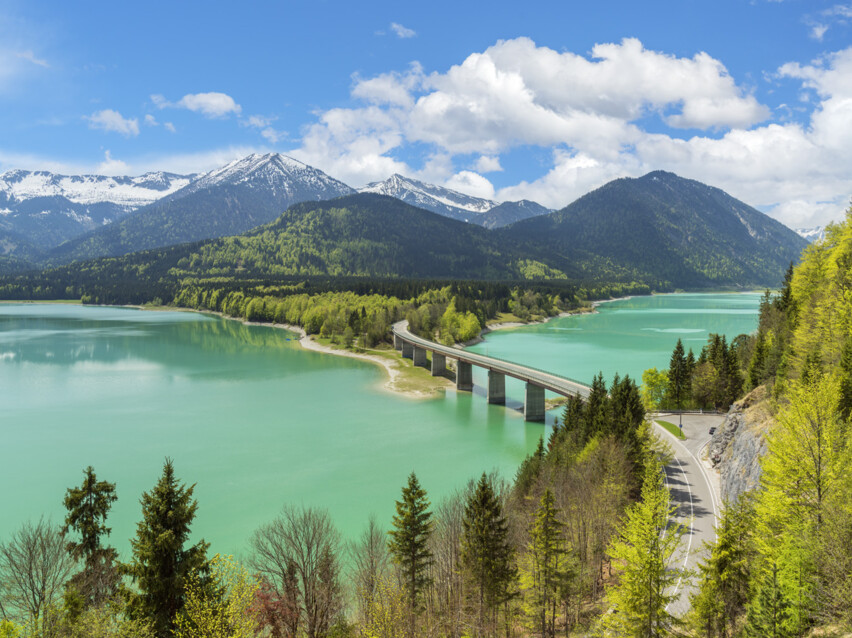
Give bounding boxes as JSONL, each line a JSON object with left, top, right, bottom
{"left": 0, "top": 293, "right": 760, "bottom": 556}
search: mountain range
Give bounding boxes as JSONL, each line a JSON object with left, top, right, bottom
{"left": 0, "top": 153, "right": 809, "bottom": 292}
{"left": 0, "top": 171, "right": 808, "bottom": 305}
{"left": 0, "top": 170, "right": 191, "bottom": 251}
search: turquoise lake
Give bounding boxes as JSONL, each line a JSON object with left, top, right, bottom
{"left": 0, "top": 293, "right": 760, "bottom": 558}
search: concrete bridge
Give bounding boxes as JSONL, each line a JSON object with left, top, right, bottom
{"left": 392, "top": 321, "right": 592, "bottom": 422}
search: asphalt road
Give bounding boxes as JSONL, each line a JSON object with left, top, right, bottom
{"left": 653, "top": 413, "right": 726, "bottom": 617}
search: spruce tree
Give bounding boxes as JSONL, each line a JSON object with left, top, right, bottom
{"left": 387, "top": 472, "right": 433, "bottom": 631}
{"left": 744, "top": 563, "right": 793, "bottom": 638}
{"left": 522, "top": 488, "right": 567, "bottom": 638}
{"left": 747, "top": 330, "right": 768, "bottom": 389}
{"left": 667, "top": 339, "right": 688, "bottom": 409}
{"left": 63, "top": 466, "right": 121, "bottom": 608}
{"left": 461, "top": 474, "right": 516, "bottom": 636}
{"left": 124, "top": 458, "right": 210, "bottom": 638}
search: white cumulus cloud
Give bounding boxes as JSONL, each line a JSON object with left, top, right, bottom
{"left": 152, "top": 92, "right": 242, "bottom": 118}
{"left": 87, "top": 109, "right": 140, "bottom": 137}
{"left": 290, "top": 37, "right": 852, "bottom": 225}
{"left": 96, "top": 150, "right": 129, "bottom": 175}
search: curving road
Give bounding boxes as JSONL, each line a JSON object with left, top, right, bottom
{"left": 653, "top": 413, "right": 724, "bottom": 616}
{"left": 393, "top": 322, "right": 722, "bottom": 615}
{"left": 392, "top": 320, "right": 592, "bottom": 398}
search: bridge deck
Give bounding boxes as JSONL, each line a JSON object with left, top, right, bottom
{"left": 392, "top": 321, "right": 591, "bottom": 399}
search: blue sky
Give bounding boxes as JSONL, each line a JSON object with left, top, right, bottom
{"left": 2, "top": 0, "right": 851, "bottom": 226}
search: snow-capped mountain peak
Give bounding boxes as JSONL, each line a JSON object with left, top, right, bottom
{"left": 361, "top": 174, "right": 497, "bottom": 215}
{"left": 181, "top": 152, "right": 354, "bottom": 199}
{"left": 794, "top": 226, "right": 826, "bottom": 243}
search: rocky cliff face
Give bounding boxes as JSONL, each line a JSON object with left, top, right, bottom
{"left": 708, "top": 386, "right": 772, "bottom": 504}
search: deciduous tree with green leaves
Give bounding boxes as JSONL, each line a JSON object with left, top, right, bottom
{"left": 599, "top": 457, "right": 684, "bottom": 637}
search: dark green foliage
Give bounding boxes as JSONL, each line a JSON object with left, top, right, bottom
{"left": 690, "top": 334, "right": 744, "bottom": 410}
{"left": 461, "top": 474, "right": 517, "bottom": 634}
{"left": 124, "top": 458, "right": 210, "bottom": 637}
{"left": 502, "top": 171, "right": 807, "bottom": 288}
{"left": 515, "top": 437, "right": 547, "bottom": 497}
{"left": 387, "top": 472, "right": 433, "bottom": 623}
{"left": 667, "top": 339, "right": 689, "bottom": 409}
{"left": 547, "top": 374, "right": 646, "bottom": 479}
{"left": 523, "top": 488, "right": 568, "bottom": 638}
{"left": 63, "top": 466, "right": 120, "bottom": 607}
{"left": 747, "top": 330, "right": 768, "bottom": 390}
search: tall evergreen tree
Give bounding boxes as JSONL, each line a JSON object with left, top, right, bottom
{"left": 748, "top": 330, "right": 768, "bottom": 390}
{"left": 599, "top": 457, "right": 684, "bottom": 637}
{"left": 667, "top": 339, "right": 689, "bottom": 409}
{"left": 63, "top": 466, "right": 120, "bottom": 607}
{"left": 461, "top": 474, "right": 516, "bottom": 637}
{"left": 744, "top": 563, "right": 794, "bottom": 638}
{"left": 521, "top": 489, "right": 568, "bottom": 638}
{"left": 387, "top": 472, "right": 433, "bottom": 633}
{"left": 124, "top": 458, "right": 210, "bottom": 638}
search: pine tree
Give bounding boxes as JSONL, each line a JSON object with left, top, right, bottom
{"left": 387, "top": 472, "right": 433, "bottom": 633}
{"left": 599, "top": 457, "right": 684, "bottom": 637}
{"left": 521, "top": 489, "right": 567, "bottom": 638}
{"left": 124, "top": 458, "right": 210, "bottom": 638}
{"left": 63, "top": 466, "right": 120, "bottom": 607}
{"left": 667, "top": 339, "right": 688, "bottom": 410}
{"left": 461, "top": 474, "right": 517, "bottom": 637}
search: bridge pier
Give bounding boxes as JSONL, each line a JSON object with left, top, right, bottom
{"left": 413, "top": 346, "right": 428, "bottom": 368}
{"left": 487, "top": 370, "right": 505, "bottom": 404}
{"left": 456, "top": 361, "right": 473, "bottom": 391}
{"left": 524, "top": 383, "right": 546, "bottom": 422}
{"left": 431, "top": 353, "right": 446, "bottom": 376}
{"left": 401, "top": 341, "right": 413, "bottom": 359}
{"left": 393, "top": 334, "right": 403, "bottom": 350}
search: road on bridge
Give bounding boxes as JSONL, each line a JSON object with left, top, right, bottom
{"left": 392, "top": 320, "right": 591, "bottom": 398}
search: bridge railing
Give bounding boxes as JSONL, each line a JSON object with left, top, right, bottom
{"left": 394, "top": 323, "right": 591, "bottom": 393}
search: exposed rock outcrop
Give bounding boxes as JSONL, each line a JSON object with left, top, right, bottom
{"left": 709, "top": 386, "right": 773, "bottom": 504}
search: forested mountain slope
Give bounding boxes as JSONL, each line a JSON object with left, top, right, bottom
{"left": 503, "top": 171, "right": 807, "bottom": 288}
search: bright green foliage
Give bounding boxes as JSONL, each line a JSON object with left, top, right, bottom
{"left": 438, "top": 298, "right": 481, "bottom": 345}
{"left": 521, "top": 489, "right": 569, "bottom": 638}
{"left": 460, "top": 474, "right": 517, "bottom": 636}
{"left": 640, "top": 368, "right": 668, "bottom": 412}
{"left": 743, "top": 563, "right": 794, "bottom": 638}
{"left": 598, "top": 457, "right": 684, "bottom": 637}
{"left": 63, "top": 466, "right": 119, "bottom": 607}
{"left": 666, "top": 339, "right": 689, "bottom": 409}
{"left": 174, "top": 554, "right": 260, "bottom": 638}
{"left": 759, "top": 375, "right": 845, "bottom": 531}
{"left": 387, "top": 473, "right": 433, "bottom": 625}
{"left": 689, "top": 497, "right": 756, "bottom": 637}
{"left": 123, "top": 459, "right": 210, "bottom": 638}
{"left": 838, "top": 337, "right": 852, "bottom": 422}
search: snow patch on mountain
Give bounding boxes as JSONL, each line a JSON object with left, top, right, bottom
{"left": 0, "top": 170, "right": 193, "bottom": 208}
{"left": 794, "top": 226, "right": 826, "bottom": 243}
{"left": 360, "top": 174, "right": 497, "bottom": 214}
